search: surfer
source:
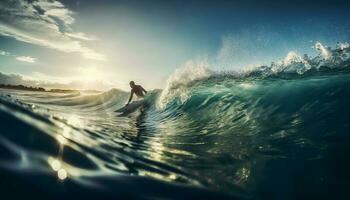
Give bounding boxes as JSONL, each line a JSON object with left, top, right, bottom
{"left": 126, "top": 81, "right": 147, "bottom": 106}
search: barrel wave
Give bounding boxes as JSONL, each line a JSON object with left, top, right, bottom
{"left": 1, "top": 42, "right": 350, "bottom": 199}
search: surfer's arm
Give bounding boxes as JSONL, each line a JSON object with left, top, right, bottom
{"left": 126, "top": 90, "right": 134, "bottom": 105}
{"left": 142, "top": 87, "right": 147, "bottom": 94}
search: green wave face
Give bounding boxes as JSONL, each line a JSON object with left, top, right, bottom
{"left": 137, "top": 71, "right": 350, "bottom": 193}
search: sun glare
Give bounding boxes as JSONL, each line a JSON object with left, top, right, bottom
{"left": 79, "top": 67, "right": 102, "bottom": 82}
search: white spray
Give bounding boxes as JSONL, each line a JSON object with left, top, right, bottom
{"left": 315, "top": 42, "right": 332, "bottom": 60}
{"left": 157, "top": 58, "right": 212, "bottom": 109}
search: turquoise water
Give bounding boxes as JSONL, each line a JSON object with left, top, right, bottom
{"left": 1, "top": 44, "right": 350, "bottom": 199}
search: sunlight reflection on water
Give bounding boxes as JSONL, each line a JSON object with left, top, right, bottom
{"left": 48, "top": 157, "right": 68, "bottom": 180}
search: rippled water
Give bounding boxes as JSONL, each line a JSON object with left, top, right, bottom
{"left": 1, "top": 44, "right": 350, "bottom": 199}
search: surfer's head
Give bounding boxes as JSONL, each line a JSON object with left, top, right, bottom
{"left": 129, "top": 81, "right": 135, "bottom": 88}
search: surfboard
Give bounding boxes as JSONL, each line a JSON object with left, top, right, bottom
{"left": 115, "top": 100, "right": 145, "bottom": 115}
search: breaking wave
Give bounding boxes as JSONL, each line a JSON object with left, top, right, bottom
{"left": 1, "top": 42, "right": 350, "bottom": 199}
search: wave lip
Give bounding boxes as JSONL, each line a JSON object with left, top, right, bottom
{"left": 156, "top": 42, "right": 350, "bottom": 109}
{"left": 243, "top": 42, "right": 350, "bottom": 78}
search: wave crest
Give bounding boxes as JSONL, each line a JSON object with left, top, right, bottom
{"left": 159, "top": 42, "right": 350, "bottom": 108}
{"left": 245, "top": 42, "right": 350, "bottom": 77}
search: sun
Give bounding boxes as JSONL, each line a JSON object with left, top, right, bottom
{"left": 79, "top": 67, "right": 103, "bottom": 82}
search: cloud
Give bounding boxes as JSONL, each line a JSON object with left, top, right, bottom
{"left": 0, "top": 47, "right": 37, "bottom": 63}
{"left": 0, "top": 0, "right": 105, "bottom": 61}
{"left": 0, "top": 49, "right": 36, "bottom": 62}
{"left": 16, "top": 56, "right": 36, "bottom": 63}
{"left": 64, "top": 32, "right": 98, "bottom": 41}
{"left": 0, "top": 72, "right": 37, "bottom": 86}
{"left": 0, "top": 49, "right": 10, "bottom": 56}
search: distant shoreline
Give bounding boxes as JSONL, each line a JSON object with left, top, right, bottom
{"left": 0, "top": 84, "right": 100, "bottom": 93}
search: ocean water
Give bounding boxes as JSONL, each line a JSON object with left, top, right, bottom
{"left": 1, "top": 43, "right": 350, "bottom": 199}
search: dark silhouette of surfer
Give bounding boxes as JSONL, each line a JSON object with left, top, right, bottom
{"left": 126, "top": 81, "right": 147, "bottom": 106}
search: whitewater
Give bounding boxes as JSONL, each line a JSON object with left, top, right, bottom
{"left": 0, "top": 42, "right": 350, "bottom": 199}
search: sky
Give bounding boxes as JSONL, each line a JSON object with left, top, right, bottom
{"left": 0, "top": 0, "right": 350, "bottom": 90}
